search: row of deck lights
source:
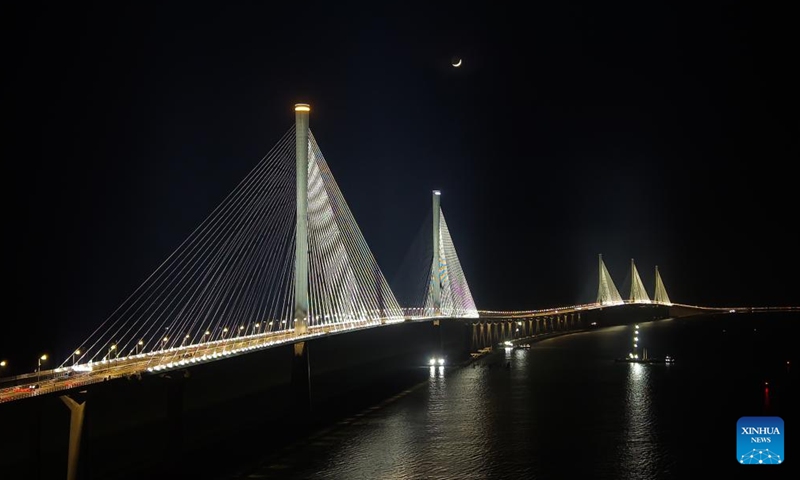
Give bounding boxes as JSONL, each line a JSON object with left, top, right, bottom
{"left": 89, "top": 314, "right": 426, "bottom": 365}
{"left": 10, "top": 317, "right": 394, "bottom": 377}
{"left": 88, "top": 322, "right": 292, "bottom": 369}
{"left": 146, "top": 325, "right": 335, "bottom": 373}
{"left": 89, "top": 323, "right": 271, "bottom": 362}
{"left": 147, "top": 344, "right": 262, "bottom": 372}
{"left": 3, "top": 320, "right": 380, "bottom": 391}
{"left": 1, "top": 317, "right": 428, "bottom": 388}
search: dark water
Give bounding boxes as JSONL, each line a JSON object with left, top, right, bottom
{"left": 221, "top": 313, "right": 798, "bottom": 479}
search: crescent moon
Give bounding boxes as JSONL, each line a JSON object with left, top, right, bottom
{"left": 452, "top": 58, "right": 462, "bottom": 67}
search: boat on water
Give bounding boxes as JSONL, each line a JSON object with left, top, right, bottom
{"left": 614, "top": 349, "right": 675, "bottom": 364}
{"left": 501, "top": 341, "right": 531, "bottom": 350}
{"left": 614, "top": 324, "right": 674, "bottom": 364}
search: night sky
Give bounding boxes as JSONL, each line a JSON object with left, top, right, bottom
{"left": 4, "top": 2, "right": 798, "bottom": 369}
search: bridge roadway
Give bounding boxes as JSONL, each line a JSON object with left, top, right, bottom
{"left": 475, "top": 301, "right": 760, "bottom": 319}
{"left": 0, "top": 302, "right": 786, "bottom": 404}
{"left": 0, "top": 319, "right": 419, "bottom": 404}
{"left": 2, "top": 311, "right": 480, "bottom": 404}
{"left": 0, "top": 305, "right": 598, "bottom": 404}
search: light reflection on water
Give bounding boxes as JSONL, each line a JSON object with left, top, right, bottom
{"left": 620, "top": 362, "right": 659, "bottom": 479}
{"left": 228, "top": 314, "right": 797, "bottom": 480}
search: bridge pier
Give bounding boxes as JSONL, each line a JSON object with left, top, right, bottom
{"left": 433, "top": 318, "right": 444, "bottom": 359}
{"left": 291, "top": 341, "right": 311, "bottom": 414}
{"left": 165, "top": 372, "right": 185, "bottom": 448}
{"left": 164, "top": 370, "right": 188, "bottom": 471}
{"left": 59, "top": 394, "right": 87, "bottom": 480}
{"left": 474, "top": 322, "right": 490, "bottom": 350}
{"left": 28, "top": 397, "right": 43, "bottom": 479}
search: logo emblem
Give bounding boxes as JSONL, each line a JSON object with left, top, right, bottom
{"left": 737, "top": 416, "right": 784, "bottom": 465}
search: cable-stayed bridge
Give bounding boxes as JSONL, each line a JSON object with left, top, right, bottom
{"left": 3, "top": 104, "right": 799, "bottom": 480}
{"left": 0, "top": 104, "right": 480, "bottom": 402}
{"left": 0, "top": 104, "right": 786, "bottom": 407}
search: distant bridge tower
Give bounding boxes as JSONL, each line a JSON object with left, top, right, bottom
{"left": 597, "top": 254, "right": 623, "bottom": 305}
{"left": 422, "top": 190, "right": 477, "bottom": 318}
{"left": 653, "top": 265, "right": 672, "bottom": 305}
{"left": 628, "top": 258, "right": 651, "bottom": 303}
{"left": 432, "top": 190, "right": 442, "bottom": 315}
{"left": 294, "top": 103, "right": 310, "bottom": 334}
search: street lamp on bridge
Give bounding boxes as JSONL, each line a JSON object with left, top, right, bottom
{"left": 37, "top": 354, "right": 47, "bottom": 383}
{"left": 72, "top": 349, "right": 81, "bottom": 365}
{"left": 136, "top": 340, "right": 144, "bottom": 355}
